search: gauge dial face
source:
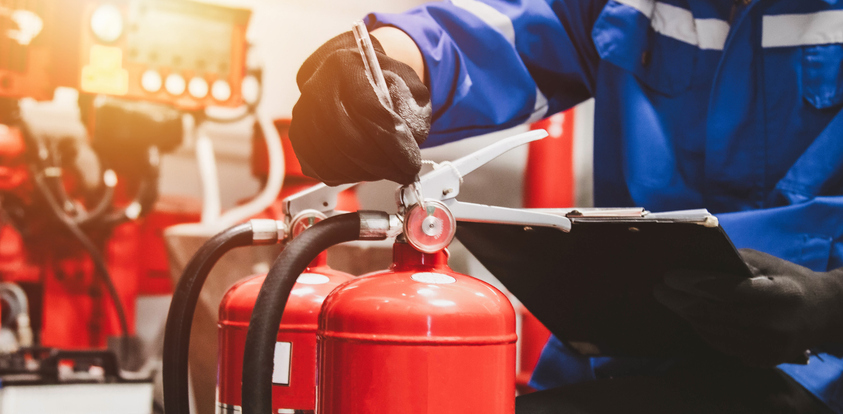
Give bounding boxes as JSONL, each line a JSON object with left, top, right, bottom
{"left": 290, "top": 211, "right": 327, "bottom": 238}
{"left": 404, "top": 200, "right": 455, "bottom": 253}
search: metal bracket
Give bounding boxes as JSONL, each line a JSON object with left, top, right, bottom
{"left": 283, "top": 183, "right": 356, "bottom": 220}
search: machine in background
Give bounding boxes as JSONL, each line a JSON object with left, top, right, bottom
{"left": 0, "top": 1, "right": 253, "bottom": 412}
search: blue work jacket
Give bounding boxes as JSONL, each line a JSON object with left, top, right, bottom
{"left": 369, "top": 0, "right": 843, "bottom": 411}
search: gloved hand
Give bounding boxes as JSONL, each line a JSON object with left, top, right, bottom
{"left": 654, "top": 249, "right": 843, "bottom": 367}
{"left": 289, "top": 31, "right": 432, "bottom": 186}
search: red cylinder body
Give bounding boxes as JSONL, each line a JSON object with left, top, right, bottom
{"left": 317, "top": 243, "right": 517, "bottom": 413}
{"left": 217, "top": 253, "right": 353, "bottom": 413}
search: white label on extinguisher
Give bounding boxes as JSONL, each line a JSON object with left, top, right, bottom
{"left": 272, "top": 342, "right": 293, "bottom": 385}
{"left": 411, "top": 272, "right": 456, "bottom": 284}
{"left": 297, "top": 273, "right": 330, "bottom": 285}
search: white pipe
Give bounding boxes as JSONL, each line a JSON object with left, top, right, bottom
{"left": 195, "top": 125, "right": 222, "bottom": 225}
{"left": 215, "top": 109, "right": 285, "bottom": 228}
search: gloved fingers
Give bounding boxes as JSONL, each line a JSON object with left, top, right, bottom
{"left": 383, "top": 64, "right": 430, "bottom": 107}
{"left": 332, "top": 65, "right": 423, "bottom": 184}
{"left": 290, "top": 33, "right": 428, "bottom": 186}
{"left": 739, "top": 248, "right": 813, "bottom": 278}
{"left": 385, "top": 70, "right": 432, "bottom": 145}
{"left": 661, "top": 269, "right": 745, "bottom": 302}
{"left": 296, "top": 31, "right": 376, "bottom": 88}
{"left": 293, "top": 86, "right": 417, "bottom": 185}
{"left": 729, "top": 275, "right": 805, "bottom": 307}
{"left": 289, "top": 92, "right": 381, "bottom": 185}
{"left": 337, "top": 104, "right": 421, "bottom": 184}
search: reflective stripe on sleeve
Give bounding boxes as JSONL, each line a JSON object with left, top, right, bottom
{"left": 614, "top": 0, "right": 729, "bottom": 50}
{"left": 448, "top": 0, "right": 548, "bottom": 122}
{"left": 450, "top": 0, "right": 516, "bottom": 44}
{"left": 615, "top": 0, "right": 655, "bottom": 16}
{"left": 762, "top": 11, "right": 843, "bottom": 48}
{"left": 695, "top": 19, "right": 730, "bottom": 50}
{"left": 652, "top": 3, "right": 698, "bottom": 46}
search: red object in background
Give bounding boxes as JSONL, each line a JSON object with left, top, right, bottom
{"left": 525, "top": 111, "right": 575, "bottom": 208}
{"left": 515, "top": 110, "right": 577, "bottom": 393}
{"left": 0, "top": 184, "right": 199, "bottom": 348}
{"left": 134, "top": 197, "right": 202, "bottom": 296}
{"left": 217, "top": 252, "right": 353, "bottom": 413}
{"left": 252, "top": 119, "right": 359, "bottom": 220}
{"left": 0, "top": 126, "right": 30, "bottom": 195}
{"left": 318, "top": 243, "right": 516, "bottom": 414}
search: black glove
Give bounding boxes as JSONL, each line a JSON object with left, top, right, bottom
{"left": 654, "top": 248, "right": 843, "bottom": 367}
{"left": 289, "top": 31, "right": 431, "bottom": 186}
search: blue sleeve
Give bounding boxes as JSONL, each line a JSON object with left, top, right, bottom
{"left": 717, "top": 197, "right": 843, "bottom": 272}
{"left": 366, "top": 0, "right": 606, "bottom": 147}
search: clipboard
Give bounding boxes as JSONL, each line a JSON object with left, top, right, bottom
{"left": 455, "top": 208, "right": 752, "bottom": 358}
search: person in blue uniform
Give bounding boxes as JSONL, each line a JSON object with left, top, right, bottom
{"left": 288, "top": 0, "right": 843, "bottom": 412}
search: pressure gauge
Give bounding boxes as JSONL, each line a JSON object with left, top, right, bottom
{"left": 90, "top": 4, "right": 124, "bottom": 43}
{"left": 404, "top": 200, "right": 456, "bottom": 254}
{"left": 290, "top": 210, "right": 328, "bottom": 238}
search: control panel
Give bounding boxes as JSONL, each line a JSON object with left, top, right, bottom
{"left": 0, "top": 0, "right": 251, "bottom": 109}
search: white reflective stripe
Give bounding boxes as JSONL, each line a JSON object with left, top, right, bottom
{"left": 450, "top": 0, "right": 515, "bottom": 44}
{"left": 696, "top": 19, "right": 730, "bottom": 50}
{"left": 447, "top": 1, "right": 545, "bottom": 124}
{"left": 526, "top": 87, "right": 549, "bottom": 124}
{"left": 614, "top": 0, "right": 655, "bottom": 16}
{"left": 652, "top": 3, "right": 697, "bottom": 46}
{"left": 762, "top": 11, "right": 843, "bottom": 48}
{"left": 613, "top": 0, "right": 730, "bottom": 50}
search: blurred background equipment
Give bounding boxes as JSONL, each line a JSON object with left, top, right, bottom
{"left": 0, "top": 0, "right": 250, "bottom": 108}
{"left": 0, "top": 0, "right": 253, "bottom": 412}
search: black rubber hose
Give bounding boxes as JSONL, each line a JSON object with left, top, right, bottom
{"left": 241, "top": 213, "right": 361, "bottom": 414}
{"left": 162, "top": 222, "right": 254, "bottom": 414}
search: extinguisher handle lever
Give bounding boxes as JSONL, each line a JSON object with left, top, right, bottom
{"left": 443, "top": 199, "right": 573, "bottom": 232}
{"left": 410, "top": 129, "right": 548, "bottom": 204}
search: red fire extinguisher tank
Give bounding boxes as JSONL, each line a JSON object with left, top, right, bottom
{"left": 317, "top": 242, "right": 517, "bottom": 413}
{"left": 217, "top": 253, "right": 353, "bottom": 413}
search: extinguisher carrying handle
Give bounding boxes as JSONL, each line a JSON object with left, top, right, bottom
{"left": 241, "top": 211, "right": 399, "bottom": 414}
{"left": 162, "top": 219, "right": 289, "bottom": 414}
{"left": 398, "top": 129, "right": 573, "bottom": 232}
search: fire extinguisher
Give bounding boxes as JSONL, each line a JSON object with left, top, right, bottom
{"left": 216, "top": 226, "right": 353, "bottom": 413}
{"left": 317, "top": 231, "right": 517, "bottom": 412}
{"left": 238, "top": 130, "right": 573, "bottom": 414}
{"left": 162, "top": 183, "right": 358, "bottom": 414}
